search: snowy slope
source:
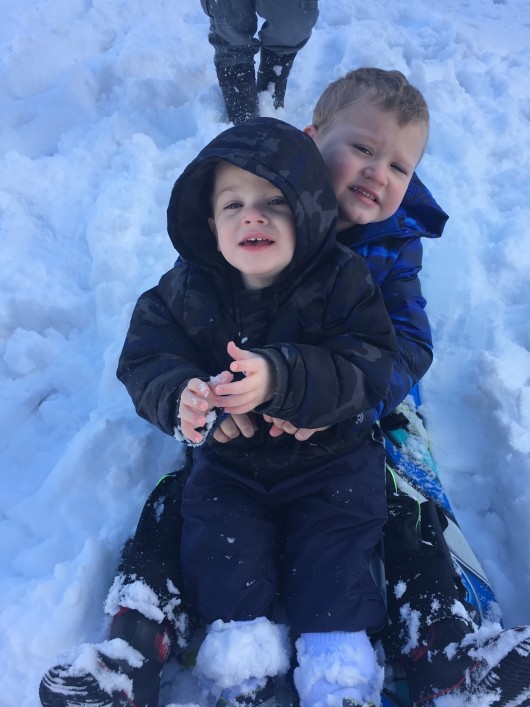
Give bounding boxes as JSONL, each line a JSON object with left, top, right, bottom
{"left": 1, "top": 0, "right": 530, "bottom": 705}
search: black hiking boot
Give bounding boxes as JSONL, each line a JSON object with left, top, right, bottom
{"left": 39, "top": 608, "right": 173, "bottom": 707}
{"left": 256, "top": 49, "right": 297, "bottom": 109}
{"left": 405, "top": 620, "right": 530, "bottom": 705}
{"left": 216, "top": 63, "right": 258, "bottom": 124}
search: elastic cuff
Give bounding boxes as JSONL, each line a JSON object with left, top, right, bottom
{"left": 301, "top": 630, "right": 363, "bottom": 656}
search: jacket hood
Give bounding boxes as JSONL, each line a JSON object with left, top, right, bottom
{"left": 167, "top": 118, "right": 338, "bottom": 285}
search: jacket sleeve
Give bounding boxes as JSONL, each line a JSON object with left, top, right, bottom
{"left": 117, "top": 283, "right": 210, "bottom": 437}
{"left": 377, "top": 237, "right": 433, "bottom": 417}
{"left": 256, "top": 257, "right": 397, "bottom": 429}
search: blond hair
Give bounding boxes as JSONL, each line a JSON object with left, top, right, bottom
{"left": 312, "top": 67, "right": 429, "bottom": 133}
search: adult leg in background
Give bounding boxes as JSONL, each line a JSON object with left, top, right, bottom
{"left": 256, "top": 0, "right": 319, "bottom": 108}
{"left": 200, "top": 0, "right": 260, "bottom": 123}
{"left": 199, "top": 0, "right": 319, "bottom": 121}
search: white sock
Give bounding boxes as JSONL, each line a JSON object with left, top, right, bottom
{"left": 294, "top": 630, "right": 383, "bottom": 707}
{"left": 194, "top": 617, "right": 291, "bottom": 695}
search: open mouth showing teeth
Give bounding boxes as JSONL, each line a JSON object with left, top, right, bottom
{"left": 352, "top": 187, "right": 376, "bottom": 202}
{"left": 241, "top": 237, "right": 274, "bottom": 246}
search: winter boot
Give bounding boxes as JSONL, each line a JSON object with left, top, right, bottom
{"left": 256, "top": 49, "right": 297, "bottom": 110}
{"left": 216, "top": 63, "right": 258, "bottom": 124}
{"left": 39, "top": 608, "right": 173, "bottom": 707}
{"left": 216, "top": 677, "right": 278, "bottom": 706}
{"left": 405, "top": 621, "right": 530, "bottom": 706}
{"left": 214, "top": 671, "right": 300, "bottom": 706}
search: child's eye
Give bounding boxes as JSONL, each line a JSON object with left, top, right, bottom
{"left": 353, "top": 144, "right": 371, "bottom": 155}
{"left": 391, "top": 163, "right": 408, "bottom": 176}
{"left": 224, "top": 201, "right": 242, "bottom": 210}
{"left": 269, "top": 196, "right": 288, "bottom": 206}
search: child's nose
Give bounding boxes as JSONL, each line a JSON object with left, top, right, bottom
{"left": 242, "top": 205, "right": 267, "bottom": 223}
{"left": 363, "top": 161, "right": 387, "bottom": 185}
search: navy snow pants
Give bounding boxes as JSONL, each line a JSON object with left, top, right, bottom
{"left": 180, "top": 436, "right": 387, "bottom": 637}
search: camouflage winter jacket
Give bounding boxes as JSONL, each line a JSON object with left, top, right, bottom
{"left": 117, "top": 118, "right": 397, "bottom": 470}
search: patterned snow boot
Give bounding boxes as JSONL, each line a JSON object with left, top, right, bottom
{"left": 39, "top": 608, "right": 173, "bottom": 707}
{"left": 406, "top": 621, "right": 530, "bottom": 706}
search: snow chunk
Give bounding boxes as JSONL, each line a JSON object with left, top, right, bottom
{"left": 195, "top": 617, "right": 290, "bottom": 689}
{"left": 105, "top": 575, "right": 168, "bottom": 624}
{"left": 393, "top": 580, "right": 407, "bottom": 600}
{"left": 398, "top": 603, "right": 422, "bottom": 655}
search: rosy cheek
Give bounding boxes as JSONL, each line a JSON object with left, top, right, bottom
{"left": 322, "top": 151, "right": 345, "bottom": 181}
{"left": 379, "top": 199, "right": 400, "bottom": 221}
{"left": 332, "top": 155, "right": 351, "bottom": 178}
{"left": 389, "top": 187, "right": 408, "bottom": 214}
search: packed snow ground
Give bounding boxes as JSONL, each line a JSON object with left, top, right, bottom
{"left": 1, "top": 0, "right": 530, "bottom": 705}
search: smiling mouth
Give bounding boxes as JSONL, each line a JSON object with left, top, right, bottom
{"left": 240, "top": 237, "right": 274, "bottom": 246}
{"left": 351, "top": 187, "right": 377, "bottom": 202}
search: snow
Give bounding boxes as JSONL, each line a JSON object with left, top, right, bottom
{"left": 1, "top": 0, "right": 529, "bottom": 704}
{"left": 195, "top": 618, "right": 290, "bottom": 693}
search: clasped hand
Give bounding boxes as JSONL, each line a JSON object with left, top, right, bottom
{"left": 213, "top": 413, "right": 329, "bottom": 443}
{"left": 178, "top": 340, "right": 274, "bottom": 444}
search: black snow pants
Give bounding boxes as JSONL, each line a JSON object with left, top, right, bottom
{"left": 113, "top": 449, "right": 470, "bottom": 654}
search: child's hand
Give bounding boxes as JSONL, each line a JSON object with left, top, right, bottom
{"left": 263, "top": 415, "right": 330, "bottom": 441}
{"left": 213, "top": 413, "right": 257, "bottom": 443}
{"left": 178, "top": 373, "right": 231, "bottom": 444}
{"left": 213, "top": 341, "right": 275, "bottom": 415}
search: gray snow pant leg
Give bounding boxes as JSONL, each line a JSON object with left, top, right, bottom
{"left": 200, "top": 0, "right": 319, "bottom": 68}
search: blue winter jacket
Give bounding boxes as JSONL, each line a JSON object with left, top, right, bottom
{"left": 343, "top": 173, "right": 447, "bottom": 418}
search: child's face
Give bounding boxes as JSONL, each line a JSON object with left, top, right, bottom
{"left": 305, "top": 100, "right": 428, "bottom": 230}
{"left": 209, "top": 162, "right": 296, "bottom": 290}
